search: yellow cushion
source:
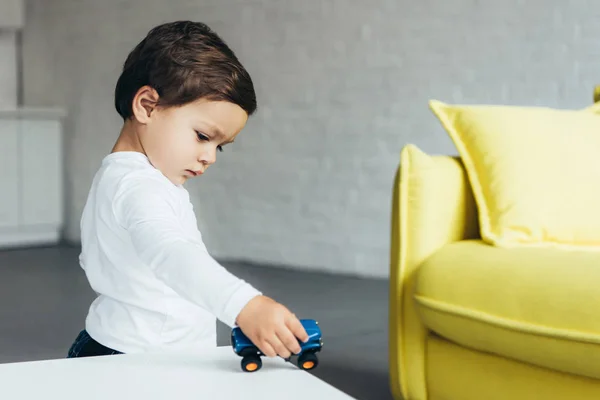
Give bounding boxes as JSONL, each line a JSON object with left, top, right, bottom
{"left": 427, "top": 335, "right": 600, "bottom": 400}
{"left": 429, "top": 100, "right": 600, "bottom": 249}
{"left": 415, "top": 240, "right": 600, "bottom": 380}
{"left": 594, "top": 85, "right": 600, "bottom": 103}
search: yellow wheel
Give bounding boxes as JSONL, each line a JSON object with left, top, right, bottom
{"left": 298, "top": 352, "right": 318, "bottom": 370}
{"left": 242, "top": 355, "right": 262, "bottom": 372}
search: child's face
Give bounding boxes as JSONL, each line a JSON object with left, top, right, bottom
{"left": 137, "top": 91, "right": 248, "bottom": 185}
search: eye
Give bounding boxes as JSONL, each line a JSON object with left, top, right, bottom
{"left": 196, "top": 131, "right": 209, "bottom": 141}
{"left": 197, "top": 131, "right": 224, "bottom": 152}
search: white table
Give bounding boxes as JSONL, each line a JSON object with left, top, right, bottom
{"left": 0, "top": 346, "right": 356, "bottom": 399}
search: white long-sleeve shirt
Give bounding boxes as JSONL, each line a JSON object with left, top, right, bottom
{"left": 79, "top": 151, "right": 261, "bottom": 353}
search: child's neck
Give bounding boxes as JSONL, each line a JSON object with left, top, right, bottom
{"left": 111, "top": 119, "right": 145, "bottom": 155}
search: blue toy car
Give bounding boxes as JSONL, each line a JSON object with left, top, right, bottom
{"left": 231, "top": 319, "right": 323, "bottom": 372}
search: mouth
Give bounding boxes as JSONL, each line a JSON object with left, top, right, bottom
{"left": 185, "top": 169, "right": 203, "bottom": 177}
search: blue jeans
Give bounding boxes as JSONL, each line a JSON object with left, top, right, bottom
{"left": 67, "top": 330, "right": 123, "bottom": 358}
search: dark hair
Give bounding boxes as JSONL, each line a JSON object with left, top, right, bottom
{"left": 114, "top": 21, "right": 257, "bottom": 120}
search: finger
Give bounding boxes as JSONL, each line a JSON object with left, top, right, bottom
{"left": 277, "top": 328, "right": 302, "bottom": 355}
{"left": 266, "top": 335, "right": 291, "bottom": 359}
{"left": 286, "top": 314, "right": 309, "bottom": 343}
{"left": 257, "top": 340, "right": 277, "bottom": 358}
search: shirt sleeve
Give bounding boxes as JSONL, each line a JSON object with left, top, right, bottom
{"left": 112, "top": 173, "right": 261, "bottom": 328}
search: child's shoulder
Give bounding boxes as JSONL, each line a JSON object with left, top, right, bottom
{"left": 100, "top": 151, "right": 162, "bottom": 179}
{"left": 93, "top": 153, "right": 188, "bottom": 222}
{"left": 97, "top": 152, "right": 180, "bottom": 199}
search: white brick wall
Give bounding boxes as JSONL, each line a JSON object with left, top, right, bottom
{"left": 0, "top": 31, "right": 17, "bottom": 108}
{"left": 20, "top": 0, "right": 600, "bottom": 278}
{"left": 0, "top": 0, "right": 24, "bottom": 29}
{"left": 0, "top": 0, "right": 24, "bottom": 107}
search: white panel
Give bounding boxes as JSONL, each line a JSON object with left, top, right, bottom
{"left": 0, "top": 225, "right": 60, "bottom": 249}
{"left": 0, "top": 118, "right": 19, "bottom": 227}
{"left": 19, "top": 119, "right": 63, "bottom": 226}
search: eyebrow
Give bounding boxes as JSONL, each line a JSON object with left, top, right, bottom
{"left": 201, "top": 122, "right": 232, "bottom": 143}
{"left": 196, "top": 118, "right": 236, "bottom": 145}
{"left": 212, "top": 127, "right": 235, "bottom": 145}
{"left": 207, "top": 124, "right": 224, "bottom": 138}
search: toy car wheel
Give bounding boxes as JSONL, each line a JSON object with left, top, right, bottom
{"left": 241, "top": 355, "right": 262, "bottom": 372}
{"left": 297, "top": 352, "right": 318, "bottom": 370}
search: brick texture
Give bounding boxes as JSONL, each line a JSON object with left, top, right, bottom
{"left": 21, "top": 0, "right": 600, "bottom": 278}
{"left": 0, "top": 31, "right": 17, "bottom": 108}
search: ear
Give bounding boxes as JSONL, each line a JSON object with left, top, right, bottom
{"left": 131, "top": 85, "right": 160, "bottom": 123}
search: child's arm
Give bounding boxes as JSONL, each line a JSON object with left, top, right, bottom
{"left": 113, "top": 173, "right": 308, "bottom": 357}
{"left": 113, "top": 173, "right": 260, "bottom": 328}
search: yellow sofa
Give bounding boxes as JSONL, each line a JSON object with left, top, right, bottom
{"left": 389, "top": 143, "right": 600, "bottom": 400}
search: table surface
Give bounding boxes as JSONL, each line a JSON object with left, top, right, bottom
{"left": 0, "top": 346, "right": 356, "bottom": 399}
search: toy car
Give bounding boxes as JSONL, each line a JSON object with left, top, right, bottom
{"left": 231, "top": 319, "right": 323, "bottom": 372}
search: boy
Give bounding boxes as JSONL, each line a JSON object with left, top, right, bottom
{"left": 67, "top": 21, "right": 308, "bottom": 359}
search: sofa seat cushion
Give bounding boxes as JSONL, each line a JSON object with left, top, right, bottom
{"left": 415, "top": 240, "right": 600, "bottom": 380}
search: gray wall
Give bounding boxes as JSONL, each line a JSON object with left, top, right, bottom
{"left": 20, "top": 0, "right": 600, "bottom": 278}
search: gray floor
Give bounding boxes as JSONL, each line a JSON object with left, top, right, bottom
{"left": 0, "top": 245, "right": 393, "bottom": 400}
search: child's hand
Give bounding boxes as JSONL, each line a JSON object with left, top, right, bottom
{"left": 235, "top": 295, "right": 309, "bottom": 359}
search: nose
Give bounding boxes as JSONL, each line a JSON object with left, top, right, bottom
{"left": 198, "top": 148, "right": 217, "bottom": 166}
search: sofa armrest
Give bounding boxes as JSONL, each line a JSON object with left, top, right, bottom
{"left": 389, "top": 144, "right": 478, "bottom": 400}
